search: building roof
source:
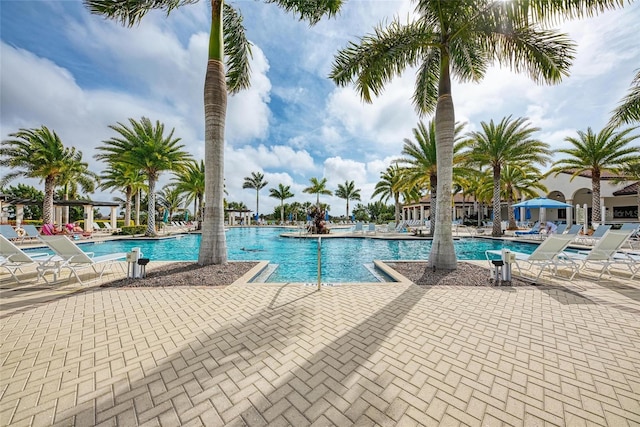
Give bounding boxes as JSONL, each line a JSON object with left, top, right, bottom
{"left": 1, "top": 197, "right": 120, "bottom": 207}
{"left": 613, "top": 182, "right": 639, "bottom": 196}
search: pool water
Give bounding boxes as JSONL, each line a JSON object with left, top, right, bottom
{"left": 31, "top": 228, "right": 539, "bottom": 282}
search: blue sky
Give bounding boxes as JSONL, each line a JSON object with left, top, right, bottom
{"left": 1, "top": 1, "right": 639, "bottom": 216}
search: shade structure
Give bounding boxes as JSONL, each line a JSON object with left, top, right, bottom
{"left": 514, "top": 208, "right": 520, "bottom": 221}
{"left": 162, "top": 209, "right": 169, "bottom": 223}
{"left": 325, "top": 211, "right": 329, "bottom": 221}
{"left": 512, "top": 197, "right": 572, "bottom": 209}
{"left": 184, "top": 210, "right": 189, "bottom": 222}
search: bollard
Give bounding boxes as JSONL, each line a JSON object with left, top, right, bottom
{"left": 502, "top": 249, "right": 513, "bottom": 283}
{"left": 126, "top": 247, "right": 142, "bottom": 278}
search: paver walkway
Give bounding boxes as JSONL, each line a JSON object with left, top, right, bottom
{"left": 1, "top": 266, "right": 639, "bottom": 426}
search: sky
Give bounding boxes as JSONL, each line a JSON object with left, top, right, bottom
{"left": 1, "top": 0, "right": 639, "bottom": 217}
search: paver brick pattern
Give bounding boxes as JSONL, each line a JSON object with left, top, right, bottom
{"left": 1, "top": 276, "right": 640, "bottom": 426}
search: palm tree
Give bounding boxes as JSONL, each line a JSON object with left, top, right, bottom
{"left": 372, "top": 164, "right": 420, "bottom": 226}
{"left": 461, "top": 116, "right": 551, "bottom": 236}
{"left": 398, "top": 120, "right": 466, "bottom": 234}
{"left": 303, "top": 177, "right": 332, "bottom": 206}
{"left": 95, "top": 117, "right": 193, "bottom": 237}
{"left": 335, "top": 180, "right": 361, "bottom": 219}
{"left": 0, "top": 126, "right": 80, "bottom": 225}
{"left": 157, "top": 185, "right": 187, "bottom": 223}
{"left": 610, "top": 69, "right": 640, "bottom": 126}
{"left": 269, "top": 183, "right": 294, "bottom": 224}
{"left": 99, "top": 162, "right": 147, "bottom": 228}
{"left": 500, "top": 164, "right": 548, "bottom": 229}
{"left": 548, "top": 126, "right": 640, "bottom": 224}
{"left": 243, "top": 172, "right": 268, "bottom": 218}
{"left": 85, "top": 0, "right": 343, "bottom": 265}
{"left": 329, "top": 0, "right": 622, "bottom": 269}
{"left": 173, "top": 159, "right": 205, "bottom": 227}
{"left": 56, "top": 149, "right": 99, "bottom": 225}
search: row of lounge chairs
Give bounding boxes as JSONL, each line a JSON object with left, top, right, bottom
{"left": 1, "top": 234, "right": 126, "bottom": 285}
{"left": 486, "top": 225, "right": 639, "bottom": 281}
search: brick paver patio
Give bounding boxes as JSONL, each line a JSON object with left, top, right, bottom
{"left": 1, "top": 263, "right": 639, "bottom": 426}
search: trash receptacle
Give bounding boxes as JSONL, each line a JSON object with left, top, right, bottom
{"left": 137, "top": 258, "right": 150, "bottom": 278}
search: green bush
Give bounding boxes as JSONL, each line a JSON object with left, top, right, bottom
{"left": 119, "top": 225, "right": 146, "bottom": 235}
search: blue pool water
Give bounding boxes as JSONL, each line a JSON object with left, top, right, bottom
{"left": 31, "top": 228, "right": 539, "bottom": 282}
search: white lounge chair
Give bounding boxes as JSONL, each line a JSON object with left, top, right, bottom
{"left": 352, "top": 222, "right": 364, "bottom": 233}
{"left": 574, "top": 224, "right": 611, "bottom": 246}
{"left": 20, "top": 224, "right": 43, "bottom": 242}
{"left": 0, "top": 235, "right": 55, "bottom": 283}
{"left": 365, "top": 223, "right": 376, "bottom": 234}
{"left": 560, "top": 227, "right": 636, "bottom": 279}
{"left": 0, "top": 225, "right": 24, "bottom": 243}
{"left": 38, "top": 236, "right": 127, "bottom": 284}
{"left": 485, "top": 233, "right": 578, "bottom": 281}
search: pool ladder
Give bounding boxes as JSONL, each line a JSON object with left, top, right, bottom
{"left": 317, "top": 237, "right": 322, "bottom": 291}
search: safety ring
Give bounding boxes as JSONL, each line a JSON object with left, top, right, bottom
{"left": 15, "top": 227, "right": 26, "bottom": 237}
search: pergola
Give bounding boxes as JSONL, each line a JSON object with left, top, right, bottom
{"left": 0, "top": 195, "right": 121, "bottom": 232}
{"left": 225, "top": 208, "right": 253, "bottom": 226}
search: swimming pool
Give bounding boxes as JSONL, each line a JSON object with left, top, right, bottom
{"left": 30, "top": 228, "right": 539, "bottom": 282}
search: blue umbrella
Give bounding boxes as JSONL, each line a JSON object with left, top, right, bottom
{"left": 184, "top": 210, "right": 189, "bottom": 222}
{"left": 351, "top": 214, "right": 355, "bottom": 222}
{"left": 514, "top": 208, "right": 520, "bottom": 221}
{"left": 512, "top": 197, "right": 572, "bottom": 209}
{"left": 288, "top": 213, "right": 293, "bottom": 221}
{"left": 162, "top": 209, "right": 169, "bottom": 223}
{"left": 325, "top": 211, "right": 329, "bottom": 221}
{"left": 525, "top": 208, "right": 531, "bottom": 220}
{"left": 254, "top": 213, "right": 259, "bottom": 221}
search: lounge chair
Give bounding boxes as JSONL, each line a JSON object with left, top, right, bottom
{"left": 0, "top": 225, "right": 23, "bottom": 243}
{"left": 20, "top": 224, "right": 43, "bottom": 242}
{"left": 352, "top": 222, "right": 364, "bottom": 233}
{"left": 485, "top": 233, "right": 578, "bottom": 281}
{"left": 38, "top": 235, "right": 127, "bottom": 284}
{"left": 514, "top": 221, "right": 541, "bottom": 239}
{"left": 365, "top": 223, "right": 376, "bottom": 234}
{"left": 564, "top": 224, "right": 584, "bottom": 235}
{"left": 1, "top": 235, "right": 55, "bottom": 283}
{"left": 574, "top": 224, "right": 611, "bottom": 246}
{"left": 560, "top": 227, "right": 637, "bottom": 279}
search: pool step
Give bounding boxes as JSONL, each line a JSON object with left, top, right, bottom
{"left": 364, "top": 263, "right": 395, "bottom": 282}
{"left": 251, "top": 263, "right": 278, "bottom": 283}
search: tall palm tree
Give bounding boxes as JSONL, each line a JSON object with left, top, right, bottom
{"left": 335, "top": 180, "right": 361, "bottom": 219}
{"left": 610, "top": 69, "right": 640, "bottom": 126}
{"left": 173, "top": 159, "right": 205, "bottom": 226}
{"left": 0, "top": 126, "right": 79, "bottom": 225}
{"left": 56, "top": 148, "right": 99, "bottom": 225}
{"left": 243, "top": 172, "right": 268, "bottom": 218}
{"left": 303, "top": 177, "right": 332, "bottom": 206}
{"left": 398, "top": 120, "right": 466, "bottom": 234}
{"left": 100, "top": 163, "right": 147, "bottom": 227}
{"left": 269, "top": 183, "right": 294, "bottom": 224}
{"left": 85, "top": 0, "right": 343, "bottom": 265}
{"left": 461, "top": 116, "right": 551, "bottom": 236}
{"left": 157, "top": 185, "right": 187, "bottom": 223}
{"left": 372, "top": 165, "right": 401, "bottom": 225}
{"left": 330, "top": 0, "right": 621, "bottom": 269}
{"left": 548, "top": 126, "right": 640, "bottom": 224}
{"left": 95, "top": 117, "right": 193, "bottom": 237}
{"left": 500, "top": 164, "right": 548, "bottom": 229}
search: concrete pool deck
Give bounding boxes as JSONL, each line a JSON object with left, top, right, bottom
{"left": 1, "top": 259, "right": 639, "bottom": 426}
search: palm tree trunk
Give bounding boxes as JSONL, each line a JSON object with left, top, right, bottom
{"left": 43, "top": 175, "right": 55, "bottom": 225}
{"left": 429, "top": 173, "right": 437, "bottom": 236}
{"left": 394, "top": 193, "right": 400, "bottom": 225}
{"left": 198, "top": 0, "right": 227, "bottom": 265}
{"left": 429, "top": 55, "right": 457, "bottom": 270}
{"left": 63, "top": 188, "right": 69, "bottom": 225}
{"left": 135, "top": 189, "right": 141, "bottom": 226}
{"left": 492, "top": 166, "right": 502, "bottom": 237}
{"left": 280, "top": 200, "right": 284, "bottom": 224}
{"left": 146, "top": 178, "right": 156, "bottom": 236}
{"left": 592, "top": 174, "right": 602, "bottom": 224}
{"left": 125, "top": 187, "right": 132, "bottom": 227}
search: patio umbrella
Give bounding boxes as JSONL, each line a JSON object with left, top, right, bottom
{"left": 325, "top": 211, "right": 329, "bottom": 221}
{"left": 512, "top": 197, "right": 572, "bottom": 209}
{"left": 514, "top": 208, "right": 520, "bottom": 221}
{"left": 162, "top": 209, "right": 169, "bottom": 223}
{"left": 525, "top": 208, "right": 531, "bottom": 220}
{"left": 184, "top": 210, "right": 189, "bottom": 222}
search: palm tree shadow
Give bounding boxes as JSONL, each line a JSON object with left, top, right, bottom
{"left": 71, "top": 283, "right": 430, "bottom": 425}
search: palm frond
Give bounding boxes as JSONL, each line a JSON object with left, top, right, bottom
{"left": 83, "top": 0, "right": 197, "bottom": 27}
{"left": 223, "top": 4, "right": 252, "bottom": 94}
